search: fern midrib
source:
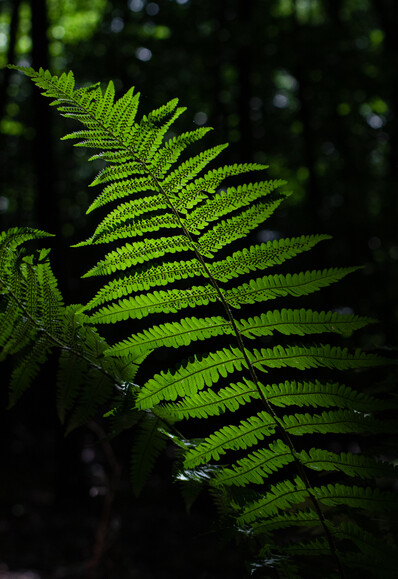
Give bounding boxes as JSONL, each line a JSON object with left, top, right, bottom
{"left": 47, "top": 76, "right": 345, "bottom": 575}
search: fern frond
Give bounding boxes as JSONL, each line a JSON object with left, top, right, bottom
{"left": 162, "top": 378, "right": 260, "bottom": 420}
{"left": 208, "top": 234, "right": 332, "bottom": 281}
{"left": 83, "top": 259, "right": 206, "bottom": 310}
{"left": 314, "top": 483, "right": 398, "bottom": 511}
{"left": 263, "top": 379, "right": 391, "bottom": 411}
{"left": 87, "top": 284, "right": 219, "bottom": 323}
{"left": 280, "top": 409, "right": 393, "bottom": 436}
{"left": 183, "top": 411, "right": 276, "bottom": 468}
{"left": 212, "top": 439, "right": 294, "bottom": 487}
{"left": 13, "top": 67, "right": 396, "bottom": 578}
{"left": 176, "top": 163, "right": 269, "bottom": 211}
{"left": 250, "top": 344, "right": 386, "bottom": 372}
{"left": 197, "top": 199, "right": 285, "bottom": 256}
{"left": 105, "top": 315, "right": 231, "bottom": 357}
{"left": 184, "top": 180, "right": 286, "bottom": 233}
{"left": 225, "top": 268, "right": 359, "bottom": 306}
{"left": 136, "top": 346, "right": 246, "bottom": 408}
{"left": 81, "top": 235, "right": 193, "bottom": 277}
{"left": 238, "top": 309, "right": 374, "bottom": 338}
{"left": 298, "top": 448, "right": 398, "bottom": 479}
{"left": 237, "top": 477, "right": 308, "bottom": 523}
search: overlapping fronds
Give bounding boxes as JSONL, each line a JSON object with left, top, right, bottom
{"left": 10, "top": 66, "right": 397, "bottom": 578}
{"left": 0, "top": 227, "right": 135, "bottom": 431}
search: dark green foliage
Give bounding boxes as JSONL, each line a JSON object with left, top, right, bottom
{"left": 2, "top": 66, "right": 397, "bottom": 577}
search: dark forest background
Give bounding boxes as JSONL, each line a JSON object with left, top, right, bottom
{"left": 0, "top": 1, "right": 397, "bottom": 578}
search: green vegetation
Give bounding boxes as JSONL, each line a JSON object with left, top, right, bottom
{"left": 1, "top": 66, "right": 396, "bottom": 577}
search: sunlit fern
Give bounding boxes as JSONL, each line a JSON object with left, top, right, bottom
{"left": 0, "top": 227, "right": 139, "bottom": 430}
{"left": 4, "top": 66, "right": 398, "bottom": 577}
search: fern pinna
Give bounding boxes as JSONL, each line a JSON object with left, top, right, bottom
{"left": 6, "top": 66, "right": 398, "bottom": 577}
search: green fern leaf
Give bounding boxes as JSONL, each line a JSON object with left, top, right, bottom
{"left": 225, "top": 267, "right": 359, "bottom": 306}
{"left": 298, "top": 448, "right": 398, "bottom": 479}
{"left": 184, "top": 180, "right": 286, "bottom": 233}
{"left": 238, "top": 309, "right": 374, "bottom": 338}
{"left": 208, "top": 234, "right": 332, "bottom": 281}
{"left": 198, "top": 199, "right": 285, "bottom": 256}
{"left": 87, "top": 284, "right": 220, "bottom": 323}
{"left": 250, "top": 344, "right": 386, "bottom": 372}
{"left": 183, "top": 411, "right": 276, "bottom": 468}
{"left": 314, "top": 483, "right": 398, "bottom": 511}
{"left": 237, "top": 477, "right": 308, "bottom": 523}
{"left": 105, "top": 315, "right": 231, "bottom": 357}
{"left": 212, "top": 439, "right": 294, "bottom": 487}
{"left": 12, "top": 66, "right": 396, "bottom": 578}
{"left": 81, "top": 235, "right": 193, "bottom": 277}
{"left": 162, "top": 378, "right": 261, "bottom": 420}
{"left": 263, "top": 380, "right": 392, "bottom": 411}
{"left": 136, "top": 346, "right": 247, "bottom": 408}
{"left": 83, "top": 259, "right": 206, "bottom": 311}
{"left": 176, "top": 163, "right": 269, "bottom": 211}
{"left": 281, "top": 409, "right": 393, "bottom": 436}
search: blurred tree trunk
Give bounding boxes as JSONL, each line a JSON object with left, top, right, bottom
{"left": 291, "top": 2, "right": 318, "bottom": 229}
{"left": 31, "top": 0, "right": 58, "bottom": 237}
{"left": 372, "top": 0, "right": 398, "bottom": 233}
{"left": 0, "top": 0, "right": 21, "bottom": 121}
{"left": 236, "top": 0, "right": 252, "bottom": 161}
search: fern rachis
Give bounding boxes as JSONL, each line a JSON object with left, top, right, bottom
{"left": 2, "top": 66, "right": 397, "bottom": 577}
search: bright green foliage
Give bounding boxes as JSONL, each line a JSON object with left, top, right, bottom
{"left": 0, "top": 228, "right": 137, "bottom": 430}
{"left": 3, "top": 66, "right": 397, "bottom": 577}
